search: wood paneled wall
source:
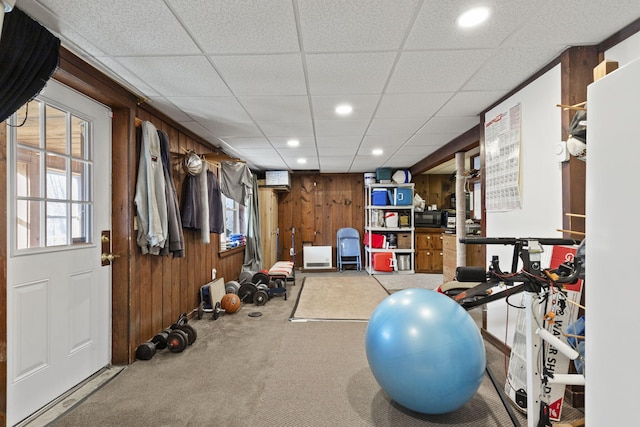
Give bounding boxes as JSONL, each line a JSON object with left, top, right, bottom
{"left": 278, "top": 173, "right": 364, "bottom": 268}
{"left": 127, "top": 109, "right": 246, "bottom": 362}
{"left": 412, "top": 174, "right": 454, "bottom": 210}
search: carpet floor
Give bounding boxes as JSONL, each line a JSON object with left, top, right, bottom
{"left": 26, "top": 271, "right": 583, "bottom": 427}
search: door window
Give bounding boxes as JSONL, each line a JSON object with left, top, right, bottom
{"left": 9, "top": 99, "right": 93, "bottom": 252}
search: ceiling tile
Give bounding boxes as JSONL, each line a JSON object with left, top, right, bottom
{"left": 375, "top": 92, "right": 453, "bottom": 118}
{"left": 316, "top": 136, "right": 363, "bottom": 147}
{"left": 18, "top": 0, "right": 640, "bottom": 174}
{"left": 311, "top": 95, "right": 379, "bottom": 120}
{"left": 171, "top": 0, "right": 299, "bottom": 53}
{"left": 463, "top": 46, "right": 563, "bottom": 91}
{"left": 297, "top": 0, "right": 421, "bottom": 52}
{"left": 317, "top": 145, "right": 358, "bottom": 157}
{"left": 168, "top": 97, "right": 252, "bottom": 122}
{"left": 366, "top": 118, "right": 426, "bottom": 136}
{"left": 306, "top": 52, "right": 397, "bottom": 95}
{"left": 256, "top": 121, "right": 314, "bottom": 137}
{"left": 314, "top": 119, "right": 370, "bottom": 137}
{"left": 97, "top": 57, "right": 161, "bottom": 97}
{"left": 200, "top": 120, "right": 263, "bottom": 138}
{"left": 350, "top": 156, "right": 391, "bottom": 173}
{"left": 406, "top": 133, "right": 460, "bottom": 147}
{"left": 284, "top": 157, "right": 320, "bottom": 170}
{"left": 267, "top": 136, "right": 317, "bottom": 149}
{"left": 212, "top": 54, "right": 307, "bottom": 95}
{"left": 387, "top": 50, "right": 489, "bottom": 93}
{"left": 176, "top": 121, "right": 219, "bottom": 142}
{"left": 319, "top": 156, "right": 355, "bottom": 172}
{"left": 238, "top": 96, "right": 311, "bottom": 122}
{"left": 504, "top": 0, "right": 640, "bottom": 47}
{"left": 147, "top": 97, "right": 192, "bottom": 122}
{"left": 277, "top": 147, "right": 318, "bottom": 157}
{"left": 37, "top": 0, "right": 199, "bottom": 55}
{"left": 359, "top": 134, "right": 412, "bottom": 149}
{"left": 405, "top": 0, "right": 545, "bottom": 50}
{"left": 115, "top": 56, "right": 231, "bottom": 97}
{"left": 218, "top": 137, "right": 273, "bottom": 150}
{"left": 418, "top": 116, "right": 480, "bottom": 135}
{"left": 437, "top": 91, "right": 505, "bottom": 117}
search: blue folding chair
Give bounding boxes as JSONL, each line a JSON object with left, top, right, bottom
{"left": 337, "top": 227, "right": 362, "bottom": 271}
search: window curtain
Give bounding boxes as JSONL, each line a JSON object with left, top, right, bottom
{"left": 0, "top": 7, "right": 60, "bottom": 122}
{"left": 242, "top": 175, "right": 263, "bottom": 273}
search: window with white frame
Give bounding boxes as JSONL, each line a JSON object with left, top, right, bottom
{"left": 10, "top": 99, "right": 93, "bottom": 252}
{"left": 222, "top": 194, "right": 247, "bottom": 248}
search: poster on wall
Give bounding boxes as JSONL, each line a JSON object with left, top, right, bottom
{"left": 485, "top": 103, "right": 522, "bottom": 211}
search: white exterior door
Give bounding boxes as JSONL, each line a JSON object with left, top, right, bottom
{"left": 6, "top": 79, "right": 112, "bottom": 426}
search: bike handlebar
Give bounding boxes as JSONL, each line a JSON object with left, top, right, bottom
{"left": 459, "top": 237, "right": 582, "bottom": 246}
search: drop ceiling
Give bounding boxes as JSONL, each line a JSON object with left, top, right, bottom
{"left": 15, "top": 0, "right": 640, "bottom": 173}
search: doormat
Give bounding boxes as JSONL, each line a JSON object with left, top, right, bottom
{"left": 289, "top": 275, "right": 389, "bottom": 322}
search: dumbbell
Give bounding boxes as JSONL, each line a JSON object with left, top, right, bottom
{"left": 170, "top": 313, "right": 197, "bottom": 346}
{"left": 255, "top": 283, "right": 269, "bottom": 306}
{"left": 135, "top": 330, "right": 170, "bottom": 360}
{"left": 166, "top": 328, "right": 189, "bottom": 353}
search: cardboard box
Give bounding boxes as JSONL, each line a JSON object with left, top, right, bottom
{"left": 593, "top": 60, "right": 618, "bottom": 81}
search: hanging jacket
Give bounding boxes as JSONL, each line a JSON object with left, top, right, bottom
{"left": 208, "top": 170, "right": 224, "bottom": 234}
{"left": 134, "top": 121, "right": 168, "bottom": 255}
{"left": 158, "top": 130, "right": 185, "bottom": 257}
{"left": 181, "top": 162, "right": 210, "bottom": 243}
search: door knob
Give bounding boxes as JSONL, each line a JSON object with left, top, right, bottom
{"left": 101, "top": 253, "right": 120, "bottom": 262}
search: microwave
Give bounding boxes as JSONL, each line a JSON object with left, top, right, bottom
{"left": 414, "top": 210, "right": 442, "bottom": 227}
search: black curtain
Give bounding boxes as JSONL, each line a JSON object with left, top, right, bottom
{"left": 0, "top": 7, "right": 60, "bottom": 122}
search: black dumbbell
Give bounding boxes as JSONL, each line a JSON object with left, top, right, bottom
{"left": 135, "top": 332, "right": 168, "bottom": 360}
{"left": 166, "top": 328, "right": 189, "bottom": 353}
{"left": 171, "top": 312, "right": 197, "bottom": 345}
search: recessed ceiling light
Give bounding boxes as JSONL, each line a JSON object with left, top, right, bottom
{"left": 457, "top": 7, "right": 490, "bottom": 28}
{"left": 372, "top": 148, "right": 383, "bottom": 156}
{"left": 287, "top": 139, "right": 300, "bottom": 147}
{"left": 335, "top": 104, "right": 353, "bottom": 116}
{"left": 297, "top": 158, "right": 307, "bottom": 164}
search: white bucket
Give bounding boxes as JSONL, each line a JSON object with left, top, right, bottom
{"left": 364, "top": 172, "right": 376, "bottom": 185}
{"left": 397, "top": 255, "right": 410, "bottom": 271}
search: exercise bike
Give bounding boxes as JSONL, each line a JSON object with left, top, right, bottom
{"left": 443, "top": 237, "right": 584, "bottom": 427}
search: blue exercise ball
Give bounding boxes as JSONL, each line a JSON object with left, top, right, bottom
{"left": 365, "top": 288, "right": 486, "bottom": 414}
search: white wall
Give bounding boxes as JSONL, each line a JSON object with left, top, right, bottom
{"left": 482, "top": 64, "right": 564, "bottom": 344}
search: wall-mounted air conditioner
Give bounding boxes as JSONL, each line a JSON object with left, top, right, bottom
{"left": 303, "top": 246, "right": 332, "bottom": 269}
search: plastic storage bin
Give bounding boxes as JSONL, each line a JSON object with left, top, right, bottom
{"left": 372, "top": 188, "right": 388, "bottom": 205}
{"left": 376, "top": 167, "right": 392, "bottom": 182}
{"left": 372, "top": 252, "right": 394, "bottom": 272}
{"left": 387, "top": 188, "right": 412, "bottom": 205}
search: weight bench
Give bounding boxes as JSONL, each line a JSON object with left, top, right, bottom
{"left": 268, "top": 261, "right": 295, "bottom": 287}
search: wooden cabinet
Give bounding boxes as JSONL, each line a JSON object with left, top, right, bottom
{"left": 442, "top": 234, "right": 486, "bottom": 282}
{"left": 415, "top": 229, "right": 443, "bottom": 273}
